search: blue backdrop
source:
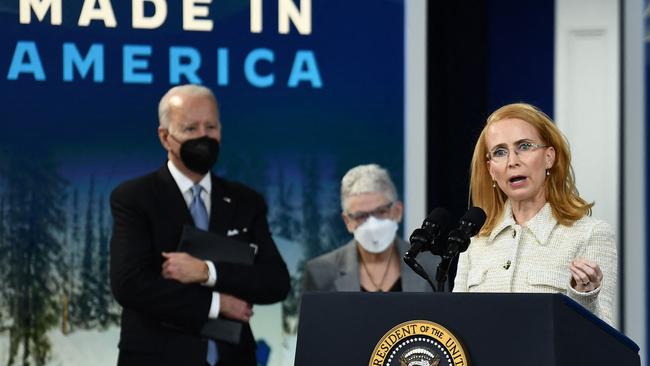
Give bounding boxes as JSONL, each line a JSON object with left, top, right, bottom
{"left": 0, "top": 1, "right": 405, "bottom": 365}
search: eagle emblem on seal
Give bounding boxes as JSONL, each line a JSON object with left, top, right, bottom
{"left": 398, "top": 347, "right": 441, "bottom": 366}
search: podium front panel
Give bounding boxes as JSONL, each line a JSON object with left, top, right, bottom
{"left": 295, "top": 292, "right": 639, "bottom": 366}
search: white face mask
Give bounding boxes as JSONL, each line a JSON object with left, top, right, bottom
{"left": 354, "top": 216, "right": 398, "bottom": 254}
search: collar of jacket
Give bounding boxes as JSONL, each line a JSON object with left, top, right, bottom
{"left": 488, "top": 200, "right": 557, "bottom": 245}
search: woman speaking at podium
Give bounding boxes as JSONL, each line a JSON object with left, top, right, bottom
{"left": 453, "top": 103, "right": 617, "bottom": 325}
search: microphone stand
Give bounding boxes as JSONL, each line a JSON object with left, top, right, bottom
{"left": 436, "top": 256, "right": 456, "bottom": 292}
{"left": 403, "top": 256, "right": 437, "bottom": 292}
{"left": 435, "top": 236, "right": 467, "bottom": 292}
{"left": 435, "top": 257, "right": 452, "bottom": 292}
{"left": 403, "top": 227, "right": 438, "bottom": 292}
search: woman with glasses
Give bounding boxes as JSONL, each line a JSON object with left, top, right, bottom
{"left": 453, "top": 103, "right": 617, "bottom": 325}
{"left": 302, "top": 164, "right": 437, "bottom": 293}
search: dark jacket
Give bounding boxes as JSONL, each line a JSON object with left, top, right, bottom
{"left": 110, "top": 165, "right": 290, "bottom": 366}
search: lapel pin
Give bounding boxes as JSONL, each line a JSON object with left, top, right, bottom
{"left": 223, "top": 197, "right": 231, "bottom": 203}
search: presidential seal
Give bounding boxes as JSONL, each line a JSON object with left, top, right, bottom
{"left": 369, "top": 320, "right": 469, "bottom": 366}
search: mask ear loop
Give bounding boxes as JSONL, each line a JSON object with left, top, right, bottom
{"left": 166, "top": 133, "right": 186, "bottom": 164}
{"left": 167, "top": 132, "right": 184, "bottom": 145}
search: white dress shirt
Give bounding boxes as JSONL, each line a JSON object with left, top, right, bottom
{"left": 167, "top": 160, "right": 220, "bottom": 319}
{"left": 454, "top": 201, "right": 617, "bottom": 326}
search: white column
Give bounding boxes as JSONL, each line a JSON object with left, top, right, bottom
{"left": 555, "top": 0, "right": 620, "bottom": 326}
{"left": 404, "top": 0, "right": 428, "bottom": 236}
{"left": 623, "top": 0, "right": 647, "bottom": 362}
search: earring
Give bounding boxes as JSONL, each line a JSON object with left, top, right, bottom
{"left": 492, "top": 180, "right": 496, "bottom": 188}
{"left": 546, "top": 169, "right": 550, "bottom": 176}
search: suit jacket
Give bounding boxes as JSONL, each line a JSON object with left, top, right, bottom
{"left": 110, "top": 165, "right": 290, "bottom": 366}
{"left": 302, "top": 238, "right": 438, "bottom": 292}
{"left": 453, "top": 201, "right": 617, "bottom": 325}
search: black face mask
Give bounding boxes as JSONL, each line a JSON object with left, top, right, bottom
{"left": 175, "top": 136, "right": 220, "bottom": 175}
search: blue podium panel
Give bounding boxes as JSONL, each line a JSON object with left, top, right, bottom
{"left": 295, "top": 293, "right": 640, "bottom": 366}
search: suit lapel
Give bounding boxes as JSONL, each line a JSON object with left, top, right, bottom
{"left": 156, "top": 165, "right": 194, "bottom": 226}
{"left": 333, "top": 241, "right": 361, "bottom": 291}
{"left": 209, "top": 174, "right": 234, "bottom": 235}
{"left": 331, "top": 238, "right": 433, "bottom": 292}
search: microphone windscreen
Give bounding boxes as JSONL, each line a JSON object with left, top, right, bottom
{"left": 462, "top": 207, "right": 486, "bottom": 236}
{"left": 424, "top": 207, "right": 451, "bottom": 231}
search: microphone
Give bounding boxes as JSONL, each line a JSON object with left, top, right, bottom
{"left": 435, "top": 207, "right": 486, "bottom": 292}
{"left": 404, "top": 207, "right": 450, "bottom": 260}
{"left": 444, "top": 207, "right": 486, "bottom": 258}
{"left": 403, "top": 207, "right": 450, "bottom": 292}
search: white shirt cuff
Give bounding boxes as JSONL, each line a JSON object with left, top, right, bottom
{"left": 202, "top": 260, "right": 217, "bottom": 287}
{"left": 208, "top": 292, "right": 220, "bottom": 319}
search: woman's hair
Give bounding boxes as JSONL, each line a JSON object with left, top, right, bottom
{"left": 470, "top": 103, "right": 593, "bottom": 236}
{"left": 340, "top": 164, "right": 397, "bottom": 212}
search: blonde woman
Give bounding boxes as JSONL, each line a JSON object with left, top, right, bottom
{"left": 453, "top": 103, "right": 617, "bottom": 325}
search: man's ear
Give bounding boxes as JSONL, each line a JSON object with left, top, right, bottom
{"left": 158, "top": 126, "right": 170, "bottom": 151}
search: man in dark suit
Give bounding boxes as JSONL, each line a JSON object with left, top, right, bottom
{"left": 110, "top": 84, "right": 290, "bottom": 366}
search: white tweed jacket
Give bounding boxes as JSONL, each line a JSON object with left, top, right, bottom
{"left": 453, "top": 201, "right": 617, "bottom": 326}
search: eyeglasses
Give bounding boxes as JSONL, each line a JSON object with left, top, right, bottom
{"left": 346, "top": 202, "right": 394, "bottom": 223}
{"left": 486, "top": 141, "right": 547, "bottom": 163}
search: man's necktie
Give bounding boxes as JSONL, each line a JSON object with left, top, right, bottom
{"left": 190, "top": 185, "right": 209, "bottom": 230}
{"left": 189, "top": 185, "right": 218, "bottom": 365}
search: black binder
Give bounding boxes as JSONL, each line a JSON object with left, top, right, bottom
{"left": 178, "top": 225, "right": 255, "bottom": 265}
{"left": 177, "top": 225, "right": 256, "bottom": 344}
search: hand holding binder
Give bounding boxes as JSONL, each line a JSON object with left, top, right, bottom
{"left": 174, "top": 225, "right": 257, "bottom": 344}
